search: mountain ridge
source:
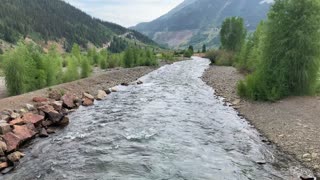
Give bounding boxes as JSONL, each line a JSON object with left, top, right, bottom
{"left": 132, "top": 0, "right": 272, "bottom": 49}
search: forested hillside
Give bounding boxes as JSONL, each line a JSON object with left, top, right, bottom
{"left": 0, "top": 0, "right": 156, "bottom": 51}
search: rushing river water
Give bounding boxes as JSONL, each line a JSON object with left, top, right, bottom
{"left": 5, "top": 57, "right": 311, "bottom": 180}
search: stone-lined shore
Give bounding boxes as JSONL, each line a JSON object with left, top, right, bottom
{"left": 202, "top": 65, "right": 320, "bottom": 177}
{"left": 0, "top": 66, "right": 155, "bottom": 174}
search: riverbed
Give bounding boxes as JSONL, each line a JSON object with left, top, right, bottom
{"left": 4, "top": 57, "right": 311, "bottom": 179}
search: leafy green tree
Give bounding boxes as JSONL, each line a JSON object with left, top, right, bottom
{"left": 220, "top": 17, "right": 247, "bottom": 52}
{"left": 123, "top": 48, "right": 134, "bottom": 68}
{"left": 238, "top": 0, "right": 320, "bottom": 100}
{"left": 80, "top": 56, "right": 91, "bottom": 78}
{"left": 99, "top": 50, "right": 108, "bottom": 69}
{"left": 63, "top": 55, "right": 79, "bottom": 82}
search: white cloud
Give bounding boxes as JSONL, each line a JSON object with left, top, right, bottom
{"left": 64, "top": 0, "right": 183, "bottom": 27}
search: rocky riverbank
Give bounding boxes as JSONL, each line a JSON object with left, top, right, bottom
{"left": 202, "top": 65, "right": 320, "bottom": 176}
{"left": 0, "top": 66, "right": 154, "bottom": 174}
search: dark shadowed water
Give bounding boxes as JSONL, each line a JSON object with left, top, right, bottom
{"left": 4, "top": 57, "right": 311, "bottom": 180}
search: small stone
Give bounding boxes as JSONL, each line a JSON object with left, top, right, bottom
{"left": 111, "top": 87, "right": 117, "bottom": 92}
{"left": 48, "top": 90, "right": 62, "bottom": 101}
{"left": 7, "top": 151, "right": 25, "bottom": 162}
{"left": 46, "top": 128, "right": 55, "bottom": 134}
{"left": 10, "top": 112, "right": 20, "bottom": 119}
{"left": 256, "top": 161, "right": 266, "bottom": 165}
{"left": 121, "top": 82, "right": 129, "bottom": 86}
{"left": 137, "top": 80, "right": 143, "bottom": 85}
{"left": 0, "top": 122, "right": 12, "bottom": 135}
{"left": 13, "top": 125, "right": 37, "bottom": 141}
{"left": 1, "top": 166, "right": 14, "bottom": 174}
{"left": 51, "top": 101, "right": 63, "bottom": 112}
{"left": 0, "top": 148, "right": 4, "bottom": 156}
{"left": 232, "top": 99, "right": 241, "bottom": 105}
{"left": 311, "top": 153, "right": 318, "bottom": 159}
{"left": 47, "top": 111, "right": 64, "bottom": 123}
{"left": 41, "top": 120, "right": 53, "bottom": 127}
{"left": 25, "top": 104, "right": 35, "bottom": 111}
{"left": 37, "top": 104, "right": 55, "bottom": 113}
{"left": 39, "top": 128, "right": 48, "bottom": 138}
{"left": 0, "top": 114, "right": 10, "bottom": 122}
{"left": 0, "top": 141, "right": 7, "bottom": 152}
{"left": 96, "top": 90, "right": 107, "bottom": 100}
{"left": 83, "top": 92, "right": 94, "bottom": 100}
{"left": 302, "top": 153, "right": 311, "bottom": 159}
{"left": 32, "top": 97, "right": 48, "bottom": 103}
{"left": 0, "top": 162, "right": 8, "bottom": 170}
{"left": 82, "top": 98, "right": 94, "bottom": 106}
{"left": 104, "top": 89, "right": 112, "bottom": 94}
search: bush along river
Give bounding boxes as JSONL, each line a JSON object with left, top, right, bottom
{"left": 4, "top": 57, "right": 313, "bottom": 179}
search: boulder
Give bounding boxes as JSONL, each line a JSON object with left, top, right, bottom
{"left": 58, "top": 116, "right": 69, "bottom": 127}
{"left": 82, "top": 98, "right": 94, "bottom": 106}
{"left": 32, "top": 97, "right": 48, "bottom": 103}
{"left": 9, "top": 118, "right": 25, "bottom": 126}
{"left": 39, "top": 128, "right": 48, "bottom": 138}
{"left": 48, "top": 90, "right": 62, "bottom": 101}
{"left": 0, "top": 122, "right": 12, "bottom": 135}
{"left": 111, "top": 87, "right": 117, "bottom": 92}
{"left": 96, "top": 90, "right": 107, "bottom": 100}
{"left": 25, "top": 104, "right": 35, "bottom": 111}
{"left": 47, "top": 111, "right": 64, "bottom": 124}
{"left": 22, "top": 113, "right": 44, "bottom": 126}
{"left": 7, "top": 151, "right": 25, "bottom": 162}
{"left": 3, "top": 132, "right": 21, "bottom": 152}
{"left": 83, "top": 92, "right": 94, "bottom": 100}
{"left": 0, "top": 114, "right": 10, "bottom": 122}
{"left": 13, "top": 125, "right": 36, "bottom": 141}
{"left": 37, "top": 104, "right": 55, "bottom": 114}
{"left": 61, "top": 93, "right": 76, "bottom": 109}
{"left": 51, "top": 101, "right": 63, "bottom": 112}
{"left": 0, "top": 162, "right": 8, "bottom": 170}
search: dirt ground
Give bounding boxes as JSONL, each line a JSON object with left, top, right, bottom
{"left": 202, "top": 65, "right": 320, "bottom": 176}
{"left": 0, "top": 66, "right": 155, "bottom": 112}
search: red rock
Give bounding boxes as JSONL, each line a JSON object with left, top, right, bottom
{"left": 13, "top": 125, "right": 36, "bottom": 141}
{"left": 0, "top": 162, "right": 8, "bottom": 170}
{"left": 9, "top": 118, "right": 25, "bottom": 126}
{"left": 0, "top": 122, "right": 12, "bottom": 135}
{"left": 32, "top": 97, "right": 48, "bottom": 103}
{"left": 61, "top": 93, "right": 76, "bottom": 109}
{"left": 38, "top": 104, "right": 55, "bottom": 113}
{"left": 22, "top": 113, "right": 44, "bottom": 126}
{"left": 82, "top": 98, "right": 94, "bottom": 106}
{"left": 3, "top": 132, "right": 21, "bottom": 152}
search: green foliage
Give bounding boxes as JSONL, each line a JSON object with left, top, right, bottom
{"left": 108, "top": 54, "right": 121, "bottom": 68}
{"left": 183, "top": 49, "right": 193, "bottom": 58}
{"left": 80, "top": 56, "right": 91, "bottom": 78}
{"left": 108, "top": 37, "right": 128, "bottom": 53}
{"left": 123, "top": 47, "right": 158, "bottom": 68}
{"left": 220, "top": 17, "right": 247, "bottom": 52}
{"left": 205, "top": 50, "right": 234, "bottom": 66}
{"left": 236, "top": 21, "right": 265, "bottom": 73}
{"left": 238, "top": 0, "right": 320, "bottom": 101}
{"left": 63, "top": 56, "right": 79, "bottom": 83}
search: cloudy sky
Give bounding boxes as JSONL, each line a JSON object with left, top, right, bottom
{"left": 64, "top": 0, "right": 183, "bottom": 27}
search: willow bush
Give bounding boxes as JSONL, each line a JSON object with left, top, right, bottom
{"left": 238, "top": 0, "right": 320, "bottom": 101}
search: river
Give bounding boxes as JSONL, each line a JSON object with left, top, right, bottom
{"left": 4, "top": 57, "right": 311, "bottom": 179}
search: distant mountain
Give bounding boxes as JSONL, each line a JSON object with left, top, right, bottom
{"left": 132, "top": 0, "right": 272, "bottom": 49}
{"left": 0, "top": 0, "right": 157, "bottom": 51}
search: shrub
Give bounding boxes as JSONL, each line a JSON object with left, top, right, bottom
{"left": 183, "top": 49, "right": 193, "bottom": 58}
{"left": 63, "top": 56, "right": 79, "bottom": 82}
{"left": 80, "top": 56, "right": 91, "bottom": 78}
{"left": 205, "top": 50, "right": 234, "bottom": 66}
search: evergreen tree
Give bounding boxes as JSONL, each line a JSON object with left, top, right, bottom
{"left": 202, "top": 44, "right": 207, "bottom": 53}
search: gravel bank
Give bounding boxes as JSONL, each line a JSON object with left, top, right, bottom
{"left": 202, "top": 65, "right": 320, "bottom": 176}
{"left": 0, "top": 66, "right": 155, "bottom": 112}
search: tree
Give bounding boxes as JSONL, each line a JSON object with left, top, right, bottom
{"left": 202, "top": 44, "right": 207, "bottom": 53}
{"left": 220, "top": 17, "right": 247, "bottom": 52}
{"left": 188, "top": 45, "right": 194, "bottom": 54}
{"left": 238, "top": 0, "right": 320, "bottom": 101}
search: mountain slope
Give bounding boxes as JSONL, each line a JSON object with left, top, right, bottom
{"left": 0, "top": 0, "right": 156, "bottom": 51}
{"left": 133, "top": 0, "right": 272, "bottom": 49}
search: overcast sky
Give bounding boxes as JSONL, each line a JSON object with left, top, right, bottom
{"left": 64, "top": 0, "right": 183, "bottom": 27}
